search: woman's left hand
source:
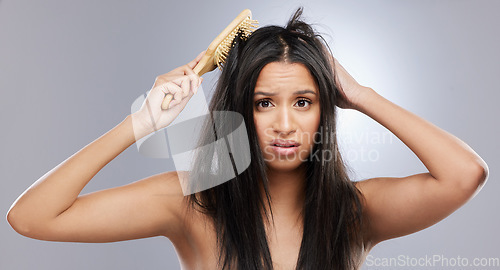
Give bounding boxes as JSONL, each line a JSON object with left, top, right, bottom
{"left": 330, "top": 57, "right": 373, "bottom": 110}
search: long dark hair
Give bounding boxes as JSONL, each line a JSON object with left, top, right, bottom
{"left": 186, "top": 7, "right": 365, "bottom": 270}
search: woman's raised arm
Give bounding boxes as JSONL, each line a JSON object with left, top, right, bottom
{"left": 332, "top": 58, "right": 489, "bottom": 246}
{"left": 6, "top": 52, "right": 204, "bottom": 242}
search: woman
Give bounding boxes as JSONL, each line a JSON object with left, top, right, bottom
{"left": 7, "top": 8, "right": 488, "bottom": 270}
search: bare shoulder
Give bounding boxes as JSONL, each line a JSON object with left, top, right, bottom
{"left": 145, "top": 170, "right": 186, "bottom": 197}
{"left": 352, "top": 180, "right": 374, "bottom": 249}
{"left": 141, "top": 170, "right": 192, "bottom": 236}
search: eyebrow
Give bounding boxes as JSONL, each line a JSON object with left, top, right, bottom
{"left": 254, "top": 90, "right": 317, "bottom": 96}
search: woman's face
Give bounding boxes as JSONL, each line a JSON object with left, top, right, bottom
{"left": 253, "top": 62, "right": 321, "bottom": 172}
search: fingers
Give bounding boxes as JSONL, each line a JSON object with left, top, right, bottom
{"left": 171, "top": 76, "right": 190, "bottom": 98}
{"left": 171, "top": 74, "right": 201, "bottom": 96}
{"left": 162, "top": 81, "right": 183, "bottom": 108}
{"left": 186, "top": 50, "right": 206, "bottom": 70}
{"left": 158, "top": 74, "right": 202, "bottom": 109}
{"left": 155, "top": 51, "right": 205, "bottom": 85}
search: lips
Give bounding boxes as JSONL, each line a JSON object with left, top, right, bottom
{"left": 270, "top": 139, "right": 301, "bottom": 148}
{"left": 268, "top": 139, "right": 301, "bottom": 156}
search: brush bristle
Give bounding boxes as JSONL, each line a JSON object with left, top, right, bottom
{"left": 215, "top": 18, "right": 259, "bottom": 70}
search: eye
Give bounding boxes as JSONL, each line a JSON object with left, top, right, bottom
{"left": 294, "top": 98, "right": 312, "bottom": 108}
{"left": 256, "top": 99, "right": 274, "bottom": 109}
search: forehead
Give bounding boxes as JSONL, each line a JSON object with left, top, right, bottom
{"left": 254, "top": 62, "right": 317, "bottom": 93}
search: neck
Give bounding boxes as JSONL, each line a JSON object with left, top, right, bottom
{"left": 261, "top": 164, "right": 307, "bottom": 218}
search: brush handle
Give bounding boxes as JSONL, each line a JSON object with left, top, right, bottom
{"left": 160, "top": 93, "right": 174, "bottom": 111}
{"left": 193, "top": 50, "right": 217, "bottom": 76}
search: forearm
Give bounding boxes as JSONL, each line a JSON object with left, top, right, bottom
{"left": 355, "top": 88, "right": 488, "bottom": 186}
{"left": 8, "top": 115, "right": 139, "bottom": 225}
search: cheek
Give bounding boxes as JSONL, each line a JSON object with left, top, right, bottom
{"left": 303, "top": 108, "right": 321, "bottom": 135}
{"left": 297, "top": 112, "right": 321, "bottom": 154}
{"left": 307, "top": 116, "right": 320, "bottom": 132}
{"left": 253, "top": 116, "right": 269, "bottom": 143}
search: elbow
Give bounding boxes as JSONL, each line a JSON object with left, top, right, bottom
{"left": 458, "top": 158, "right": 489, "bottom": 197}
{"left": 6, "top": 208, "right": 31, "bottom": 237}
{"left": 6, "top": 208, "right": 42, "bottom": 239}
{"left": 470, "top": 157, "right": 489, "bottom": 188}
{"left": 7, "top": 207, "right": 57, "bottom": 241}
{"left": 474, "top": 158, "right": 489, "bottom": 189}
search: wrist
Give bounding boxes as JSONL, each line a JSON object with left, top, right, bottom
{"left": 349, "top": 87, "right": 376, "bottom": 111}
{"left": 129, "top": 112, "right": 156, "bottom": 141}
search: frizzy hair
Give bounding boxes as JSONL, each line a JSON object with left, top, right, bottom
{"left": 186, "top": 7, "right": 365, "bottom": 270}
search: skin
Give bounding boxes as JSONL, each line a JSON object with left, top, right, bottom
{"left": 253, "top": 62, "right": 320, "bottom": 268}
{"left": 7, "top": 51, "right": 488, "bottom": 270}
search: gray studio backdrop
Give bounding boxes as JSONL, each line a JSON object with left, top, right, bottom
{"left": 1, "top": 0, "right": 498, "bottom": 269}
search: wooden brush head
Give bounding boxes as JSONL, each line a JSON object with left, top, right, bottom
{"left": 193, "top": 9, "right": 258, "bottom": 76}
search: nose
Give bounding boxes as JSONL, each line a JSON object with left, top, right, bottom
{"left": 273, "top": 107, "right": 296, "bottom": 137}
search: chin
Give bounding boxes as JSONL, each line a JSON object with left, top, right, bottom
{"left": 263, "top": 156, "right": 307, "bottom": 173}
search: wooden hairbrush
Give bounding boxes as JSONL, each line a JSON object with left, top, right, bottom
{"left": 161, "top": 9, "right": 258, "bottom": 110}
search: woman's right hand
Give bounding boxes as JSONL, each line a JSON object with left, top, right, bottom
{"left": 131, "top": 51, "right": 205, "bottom": 139}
